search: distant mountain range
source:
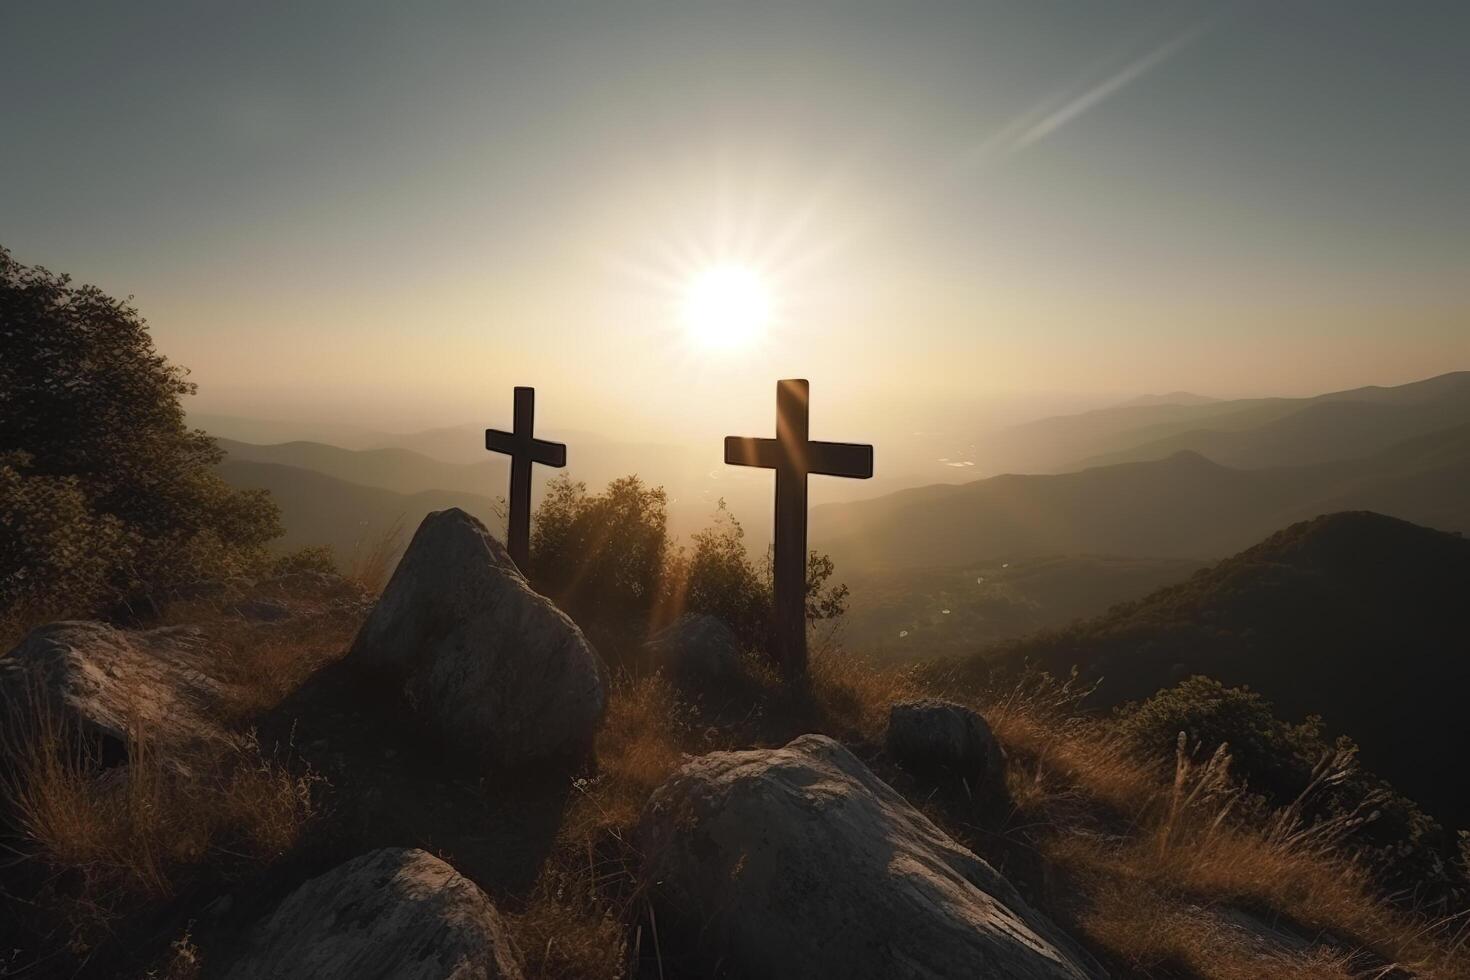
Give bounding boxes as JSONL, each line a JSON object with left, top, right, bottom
{"left": 217, "top": 460, "right": 504, "bottom": 560}
{"left": 973, "top": 371, "right": 1470, "bottom": 475}
{"left": 217, "top": 439, "right": 499, "bottom": 497}
{"left": 954, "top": 512, "right": 1470, "bottom": 828}
{"left": 1112, "top": 391, "right": 1220, "bottom": 408}
{"left": 213, "top": 370, "right": 1470, "bottom": 585}
{"left": 813, "top": 417, "right": 1470, "bottom": 572}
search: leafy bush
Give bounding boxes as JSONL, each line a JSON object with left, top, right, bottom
{"left": 530, "top": 476, "right": 673, "bottom": 648}
{"left": 1117, "top": 676, "right": 1328, "bottom": 803}
{"left": 269, "top": 545, "right": 339, "bottom": 578}
{"left": 1118, "top": 676, "right": 1465, "bottom": 904}
{"left": 676, "top": 500, "right": 849, "bottom": 650}
{"left": 0, "top": 247, "right": 281, "bottom": 625}
{"left": 529, "top": 478, "right": 849, "bottom": 661}
{"left": 677, "top": 502, "right": 771, "bottom": 645}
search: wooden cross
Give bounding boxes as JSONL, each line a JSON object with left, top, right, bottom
{"left": 485, "top": 386, "right": 566, "bottom": 570}
{"left": 726, "top": 379, "right": 873, "bottom": 677}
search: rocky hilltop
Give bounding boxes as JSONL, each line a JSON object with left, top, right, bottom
{"left": 1, "top": 509, "right": 1463, "bottom": 979}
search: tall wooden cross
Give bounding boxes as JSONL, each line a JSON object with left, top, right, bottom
{"left": 726, "top": 379, "right": 873, "bottom": 678}
{"left": 485, "top": 386, "right": 566, "bottom": 570}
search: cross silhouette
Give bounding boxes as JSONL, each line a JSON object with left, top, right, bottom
{"left": 485, "top": 386, "right": 566, "bottom": 570}
{"left": 726, "top": 379, "right": 873, "bottom": 677}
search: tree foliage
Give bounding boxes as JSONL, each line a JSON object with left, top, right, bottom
{"left": 531, "top": 475, "right": 673, "bottom": 638}
{"left": 0, "top": 246, "right": 281, "bottom": 623}
{"left": 529, "top": 476, "right": 848, "bottom": 661}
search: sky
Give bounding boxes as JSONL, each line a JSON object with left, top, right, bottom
{"left": 4, "top": 0, "right": 1469, "bottom": 451}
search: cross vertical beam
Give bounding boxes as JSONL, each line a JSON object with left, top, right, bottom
{"left": 485, "top": 386, "right": 566, "bottom": 570}
{"left": 726, "top": 379, "right": 873, "bottom": 678}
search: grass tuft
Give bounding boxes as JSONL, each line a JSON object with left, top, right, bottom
{"left": 347, "top": 517, "right": 405, "bottom": 595}
{"left": 0, "top": 692, "right": 322, "bottom": 961}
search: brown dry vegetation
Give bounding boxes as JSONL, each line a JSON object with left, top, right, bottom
{"left": 0, "top": 706, "right": 321, "bottom": 964}
{"left": 0, "top": 602, "right": 360, "bottom": 969}
{"left": 5, "top": 601, "right": 1467, "bottom": 979}
{"left": 506, "top": 650, "right": 1470, "bottom": 980}
{"left": 346, "top": 517, "right": 406, "bottom": 595}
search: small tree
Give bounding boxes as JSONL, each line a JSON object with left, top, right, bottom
{"left": 0, "top": 246, "right": 281, "bottom": 624}
{"left": 529, "top": 475, "right": 672, "bottom": 649}
{"left": 530, "top": 480, "right": 849, "bottom": 664}
{"left": 677, "top": 500, "right": 849, "bottom": 652}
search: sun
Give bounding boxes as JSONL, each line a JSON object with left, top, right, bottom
{"left": 680, "top": 265, "right": 772, "bottom": 350}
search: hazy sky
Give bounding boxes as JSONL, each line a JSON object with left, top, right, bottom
{"left": 4, "top": 0, "right": 1468, "bottom": 441}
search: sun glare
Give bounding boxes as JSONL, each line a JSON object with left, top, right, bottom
{"left": 681, "top": 265, "right": 772, "bottom": 350}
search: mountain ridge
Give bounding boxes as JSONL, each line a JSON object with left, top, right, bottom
{"left": 959, "top": 511, "right": 1470, "bottom": 827}
{"left": 811, "top": 424, "right": 1470, "bottom": 571}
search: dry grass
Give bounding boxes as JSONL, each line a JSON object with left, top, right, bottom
{"left": 807, "top": 645, "right": 922, "bottom": 740}
{"left": 145, "top": 928, "right": 204, "bottom": 980}
{"left": 208, "top": 615, "right": 360, "bottom": 719}
{"left": 0, "top": 682, "right": 323, "bottom": 966}
{"left": 1, "top": 708, "right": 321, "bottom": 893}
{"left": 509, "top": 673, "right": 693, "bottom": 979}
{"left": 1073, "top": 877, "right": 1371, "bottom": 980}
{"left": 8, "top": 585, "right": 1463, "bottom": 980}
{"left": 0, "top": 613, "right": 27, "bottom": 655}
{"left": 953, "top": 674, "right": 1470, "bottom": 978}
{"left": 507, "top": 652, "right": 1470, "bottom": 980}
{"left": 347, "top": 517, "right": 405, "bottom": 594}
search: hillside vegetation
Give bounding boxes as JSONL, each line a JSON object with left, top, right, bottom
{"left": 952, "top": 512, "right": 1470, "bottom": 830}
{"left": 6, "top": 585, "right": 1469, "bottom": 978}
{"left": 6, "top": 249, "right": 1469, "bottom": 978}
{"left": 216, "top": 459, "right": 504, "bottom": 558}
{"left": 843, "top": 554, "right": 1208, "bottom": 660}
{"left": 0, "top": 248, "right": 281, "bottom": 628}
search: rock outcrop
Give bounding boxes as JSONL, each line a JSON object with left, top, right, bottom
{"left": 223, "top": 847, "right": 523, "bottom": 980}
{"left": 887, "top": 698, "right": 1006, "bottom": 794}
{"left": 643, "top": 613, "right": 743, "bottom": 686}
{"left": 0, "top": 621, "right": 230, "bottom": 760}
{"left": 349, "top": 508, "right": 607, "bottom": 769}
{"left": 638, "top": 734, "right": 1104, "bottom": 980}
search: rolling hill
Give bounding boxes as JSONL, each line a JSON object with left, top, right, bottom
{"left": 216, "top": 460, "right": 504, "bottom": 560}
{"left": 1113, "top": 391, "right": 1220, "bottom": 408}
{"left": 811, "top": 423, "right": 1470, "bottom": 572}
{"left": 975, "top": 371, "right": 1470, "bottom": 475}
{"left": 964, "top": 512, "right": 1470, "bottom": 827}
{"left": 217, "top": 439, "right": 498, "bottom": 497}
{"left": 1072, "top": 381, "right": 1470, "bottom": 470}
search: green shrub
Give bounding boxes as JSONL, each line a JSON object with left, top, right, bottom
{"left": 1117, "top": 676, "right": 1327, "bottom": 803}
{"left": 0, "top": 247, "right": 281, "bottom": 625}
{"left": 678, "top": 502, "right": 770, "bottom": 646}
{"left": 529, "top": 479, "right": 849, "bottom": 662}
{"left": 530, "top": 475, "right": 672, "bottom": 646}
{"left": 1118, "top": 676, "right": 1464, "bottom": 904}
{"left": 676, "top": 500, "right": 849, "bottom": 651}
{"left": 270, "top": 545, "right": 339, "bottom": 577}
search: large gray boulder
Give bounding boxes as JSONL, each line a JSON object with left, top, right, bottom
{"left": 643, "top": 613, "right": 743, "bottom": 686}
{"left": 349, "top": 508, "right": 607, "bottom": 769}
{"left": 223, "top": 847, "right": 523, "bottom": 980}
{"left": 887, "top": 698, "right": 1007, "bottom": 794}
{"left": 0, "top": 622, "right": 231, "bottom": 760}
{"left": 638, "top": 734, "right": 1104, "bottom": 980}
